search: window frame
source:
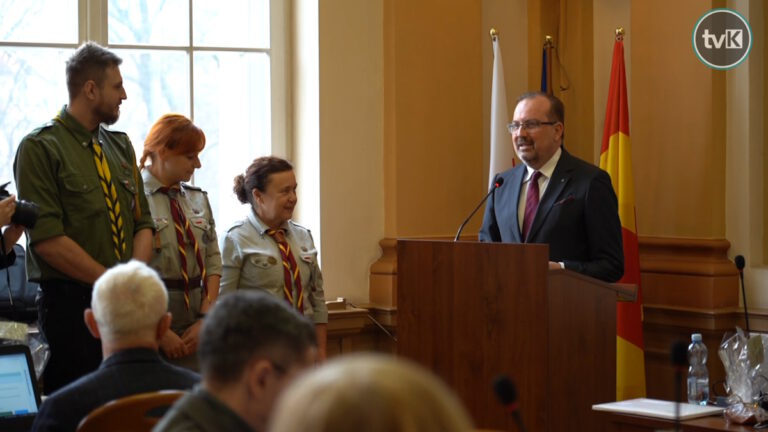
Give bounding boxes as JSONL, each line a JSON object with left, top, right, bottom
{"left": 0, "top": 0, "right": 290, "bottom": 239}
{"left": 77, "top": 0, "right": 289, "bottom": 157}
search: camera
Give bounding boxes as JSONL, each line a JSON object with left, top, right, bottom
{"left": 0, "top": 182, "right": 39, "bottom": 229}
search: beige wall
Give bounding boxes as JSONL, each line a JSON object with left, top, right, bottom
{"left": 631, "top": 0, "right": 726, "bottom": 239}
{"left": 383, "top": 0, "right": 484, "bottom": 238}
{"left": 314, "top": 0, "right": 385, "bottom": 303}
{"left": 481, "top": 0, "right": 528, "bottom": 184}
{"left": 726, "top": 0, "right": 768, "bottom": 306}
{"left": 593, "top": 0, "right": 630, "bottom": 158}
{"left": 310, "top": 0, "right": 767, "bottom": 307}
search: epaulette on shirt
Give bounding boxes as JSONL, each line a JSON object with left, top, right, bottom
{"left": 105, "top": 130, "right": 129, "bottom": 138}
{"left": 226, "top": 220, "right": 245, "bottom": 232}
{"left": 181, "top": 182, "right": 204, "bottom": 192}
{"left": 100, "top": 124, "right": 129, "bottom": 137}
{"left": 288, "top": 220, "right": 312, "bottom": 233}
{"left": 28, "top": 121, "right": 55, "bottom": 136}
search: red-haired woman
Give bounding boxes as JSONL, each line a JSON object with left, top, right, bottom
{"left": 140, "top": 114, "right": 222, "bottom": 369}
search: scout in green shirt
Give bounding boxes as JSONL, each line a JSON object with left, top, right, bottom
{"left": 13, "top": 42, "right": 154, "bottom": 394}
{"left": 15, "top": 107, "right": 154, "bottom": 281}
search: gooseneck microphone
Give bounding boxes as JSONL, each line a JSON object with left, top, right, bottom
{"left": 735, "top": 255, "right": 749, "bottom": 336}
{"left": 454, "top": 177, "right": 504, "bottom": 241}
{"left": 671, "top": 341, "right": 688, "bottom": 432}
{"left": 492, "top": 375, "right": 526, "bottom": 432}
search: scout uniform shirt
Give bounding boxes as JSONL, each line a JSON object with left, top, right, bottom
{"left": 220, "top": 209, "right": 328, "bottom": 324}
{"left": 14, "top": 106, "right": 154, "bottom": 281}
{"left": 143, "top": 170, "right": 222, "bottom": 335}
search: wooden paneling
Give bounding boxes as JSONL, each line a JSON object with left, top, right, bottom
{"left": 643, "top": 305, "right": 742, "bottom": 402}
{"left": 639, "top": 236, "right": 742, "bottom": 402}
{"left": 369, "top": 238, "right": 398, "bottom": 307}
{"left": 326, "top": 304, "right": 397, "bottom": 358}
{"left": 397, "top": 240, "right": 622, "bottom": 431}
{"left": 368, "top": 235, "right": 745, "bottom": 407}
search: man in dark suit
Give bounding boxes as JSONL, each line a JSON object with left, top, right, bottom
{"left": 31, "top": 261, "right": 199, "bottom": 432}
{"left": 479, "top": 92, "right": 624, "bottom": 282}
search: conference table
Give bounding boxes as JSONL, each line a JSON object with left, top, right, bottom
{"left": 598, "top": 411, "right": 756, "bottom": 431}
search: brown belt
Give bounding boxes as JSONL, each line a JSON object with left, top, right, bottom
{"left": 162, "top": 277, "right": 202, "bottom": 291}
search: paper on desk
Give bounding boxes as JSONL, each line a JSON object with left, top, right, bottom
{"left": 592, "top": 398, "right": 723, "bottom": 421}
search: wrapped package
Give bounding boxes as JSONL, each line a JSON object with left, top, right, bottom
{"left": 0, "top": 320, "right": 49, "bottom": 379}
{"left": 719, "top": 328, "right": 768, "bottom": 424}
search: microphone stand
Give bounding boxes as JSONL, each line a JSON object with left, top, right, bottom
{"left": 674, "top": 368, "right": 682, "bottom": 432}
{"left": 671, "top": 341, "right": 688, "bottom": 432}
{"left": 735, "top": 255, "right": 749, "bottom": 336}
{"left": 454, "top": 178, "right": 503, "bottom": 241}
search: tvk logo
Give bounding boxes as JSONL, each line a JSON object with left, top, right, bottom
{"left": 693, "top": 9, "right": 752, "bottom": 70}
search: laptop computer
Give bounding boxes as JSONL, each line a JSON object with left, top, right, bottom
{"left": 0, "top": 344, "right": 42, "bottom": 432}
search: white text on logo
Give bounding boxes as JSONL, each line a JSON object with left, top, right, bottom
{"left": 702, "top": 28, "right": 743, "bottom": 49}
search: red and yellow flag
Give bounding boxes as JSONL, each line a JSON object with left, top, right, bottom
{"left": 599, "top": 34, "right": 646, "bottom": 400}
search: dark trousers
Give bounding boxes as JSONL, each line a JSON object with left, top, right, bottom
{"left": 38, "top": 280, "right": 102, "bottom": 394}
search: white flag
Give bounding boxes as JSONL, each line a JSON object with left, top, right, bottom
{"left": 489, "top": 36, "right": 514, "bottom": 187}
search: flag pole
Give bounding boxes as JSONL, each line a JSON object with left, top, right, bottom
{"left": 543, "top": 35, "right": 554, "bottom": 95}
{"left": 488, "top": 27, "right": 514, "bottom": 184}
{"left": 600, "top": 25, "right": 646, "bottom": 400}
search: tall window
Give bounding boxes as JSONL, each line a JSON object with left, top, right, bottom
{"left": 0, "top": 0, "right": 282, "bottom": 235}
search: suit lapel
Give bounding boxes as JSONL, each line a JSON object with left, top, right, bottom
{"left": 526, "top": 150, "right": 574, "bottom": 242}
{"left": 507, "top": 167, "right": 525, "bottom": 243}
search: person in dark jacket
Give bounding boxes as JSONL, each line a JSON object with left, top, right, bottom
{"left": 31, "top": 260, "right": 199, "bottom": 432}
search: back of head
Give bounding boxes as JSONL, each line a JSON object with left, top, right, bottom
{"left": 140, "top": 113, "right": 206, "bottom": 169}
{"left": 269, "top": 353, "right": 474, "bottom": 432}
{"left": 91, "top": 260, "right": 168, "bottom": 343}
{"left": 66, "top": 41, "right": 122, "bottom": 101}
{"left": 233, "top": 156, "right": 293, "bottom": 204}
{"left": 199, "top": 291, "right": 316, "bottom": 386}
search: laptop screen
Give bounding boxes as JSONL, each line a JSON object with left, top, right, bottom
{"left": 0, "top": 344, "right": 41, "bottom": 430}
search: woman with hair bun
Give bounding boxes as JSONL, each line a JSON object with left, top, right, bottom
{"left": 220, "top": 156, "right": 327, "bottom": 360}
{"left": 140, "top": 113, "right": 222, "bottom": 369}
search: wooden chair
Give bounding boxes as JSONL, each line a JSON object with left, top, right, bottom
{"left": 76, "top": 390, "right": 186, "bottom": 432}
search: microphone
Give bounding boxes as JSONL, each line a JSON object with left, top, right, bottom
{"left": 671, "top": 341, "right": 688, "bottom": 432}
{"left": 492, "top": 375, "right": 526, "bottom": 432}
{"left": 735, "top": 255, "right": 750, "bottom": 336}
{"left": 454, "top": 177, "right": 504, "bottom": 241}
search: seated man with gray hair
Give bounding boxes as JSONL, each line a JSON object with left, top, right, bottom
{"left": 154, "top": 291, "right": 317, "bottom": 432}
{"left": 31, "top": 261, "right": 200, "bottom": 432}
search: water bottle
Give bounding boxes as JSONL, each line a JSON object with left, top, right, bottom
{"left": 687, "top": 333, "right": 710, "bottom": 405}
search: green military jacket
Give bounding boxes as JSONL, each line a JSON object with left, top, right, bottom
{"left": 13, "top": 106, "right": 154, "bottom": 282}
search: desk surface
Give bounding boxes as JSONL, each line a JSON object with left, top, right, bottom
{"left": 600, "top": 411, "right": 756, "bottom": 431}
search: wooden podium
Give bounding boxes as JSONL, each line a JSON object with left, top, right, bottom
{"left": 397, "top": 239, "right": 636, "bottom": 431}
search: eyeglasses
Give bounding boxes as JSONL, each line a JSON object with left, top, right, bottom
{"left": 507, "top": 120, "right": 558, "bottom": 133}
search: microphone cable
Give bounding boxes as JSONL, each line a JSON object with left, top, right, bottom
{"left": 347, "top": 301, "right": 398, "bottom": 343}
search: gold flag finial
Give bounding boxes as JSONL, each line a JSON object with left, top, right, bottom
{"left": 615, "top": 27, "right": 625, "bottom": 41}
{"left": 544, "top": 35, "right": 553, "bottom": 48}
{"left": 490, "top": 28, "right": 498, "bottom": 41}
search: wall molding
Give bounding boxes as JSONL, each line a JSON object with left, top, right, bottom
{"left": 639, "top": 236, "right": 738, "bottom": 310}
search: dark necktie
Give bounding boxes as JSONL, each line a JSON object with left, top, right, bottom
{"left": 267, "top": 228, "right": 304, "bottom": 311}
{"left": 159, "top": 186, "right": 207, "bottom": 310}
{"left": 522, "top": 171, "right": 542, "bottom": 241}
